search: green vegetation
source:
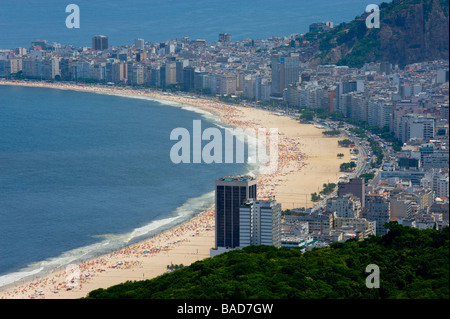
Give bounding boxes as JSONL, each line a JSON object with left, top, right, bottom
{"left": 218, "top": 94, "right": 243, "bottom": 104}
{"left": 314, "top": 108, "right": 330, "bottom": 119}
{"left": 85, "top": 223, "right": 449, "bottom": 299}
{"left": 311, "top": 192, "right": 321, "bottom": 202}
{"left": 189, "top": 87, "right": 212, "bottom": 95}
{"left": 257, "top": 99, "right": 281, "bottom": 107}
{"left": 343, "top": 118, "right": 402, "bottom": 152}
{"left": 282, "top": 209, "right": 308, "bottom": 216}
{"left": 299, "top": 109, "right": 315, "bottom": 122}
{"left": 302, "top": 5, "right": 382, "bottom": 67}
{"left": 322, "top": 130, "right": 341, "bottom": 136}
{"left": 359, "top": 172, "right": 375, "bottom": 182}
{"left": 340, "top": 161, "right": 357, "bottom": 172}
{"left": 311, "top": 183, "right": 337, "bottom": 202}
{"left": 367, "top": 137, "right": 384, "bottom": 167}
{"left": 305, "top": 0, "right": 449, "bottom": 67}
{"left": 320, "top": 183, "right": 336, "bottom": 196}
{"left": 166, "top": 263, "right": 184, "bottom": 271}
{"left": 349, "top": 127, "right": 367, "bottom": 138}
{"left": 336, "top": 33, "right": 381, "bottom": 68}
{"left": 338, "top": 139, "right": 353, "bottom": 147}
{"left": 337, "top": 153, "right": 345, "bottom": 158}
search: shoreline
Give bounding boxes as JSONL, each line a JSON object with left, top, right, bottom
{"left": 0, "top": 80, "right": 350, "bottom": 299}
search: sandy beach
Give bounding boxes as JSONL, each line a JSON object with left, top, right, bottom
{"left": 0, "top": 80, "right": 350, "bottom": 299}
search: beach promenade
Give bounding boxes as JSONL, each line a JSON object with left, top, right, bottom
{"left": 0, "top": 80, "right": 350, "bottom": 299}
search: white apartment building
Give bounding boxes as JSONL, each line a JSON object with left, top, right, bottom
{"left": 239, "top": 199, "right": 282, "bottom": 248}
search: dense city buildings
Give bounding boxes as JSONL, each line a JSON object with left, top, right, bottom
{"left": 1, "top": 31, "right": 448, "bottom": 248}
{"left": 364, "top": 192, "right": 391, "bottom": 235}
{"left": 218, "top": 33, "right": 232, "bottom": 43}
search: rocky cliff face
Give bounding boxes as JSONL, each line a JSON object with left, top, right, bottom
{"left": 379, "top": 0, "right": 449, "bottom": 66}
{"left": 309, "top": 0, "right": 449, "bottom": 68}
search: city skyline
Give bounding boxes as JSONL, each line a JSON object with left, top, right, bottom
{"left": 0, "top": 0, "right": 448, "bottom": 302}
{"left": 0, "top": 0, "right": 383, "bottom": 49}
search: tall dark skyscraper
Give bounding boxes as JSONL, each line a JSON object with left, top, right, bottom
{"left": 218, "top": 33, "right": 232, "bottom": 42}
{"left": 215, "top": 176, "right": 257, "bottom": 249}
{"left": 183, "top": 66, "right": 196, "bottom": 91}
{"left": 92, "top": 35, "right": 109, "bottom": 51}
{"left": 338, "top": 177, "right": 365, "bottom": 207}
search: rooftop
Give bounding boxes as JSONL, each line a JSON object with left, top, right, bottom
{"left": 219, "top": 175, "right": 256, "bottom": 182}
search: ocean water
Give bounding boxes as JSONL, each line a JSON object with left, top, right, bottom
{"left": 0, "top": 0, "right": 385, "bottom": 288}
{"left": 0, "top": 0, "right": 381, "bottom": 49}
{"left": 0, "top": 85, "right": 254, "bottom": 287}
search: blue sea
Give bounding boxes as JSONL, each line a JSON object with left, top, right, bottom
{"left": 0, "top": 85, "right": 254, "bottom": 286}
{"left": 0, "top": 0, "right": 381, "bottom": 49}
{"left": 0, "top": 0, "right": 385, "bottom": 288}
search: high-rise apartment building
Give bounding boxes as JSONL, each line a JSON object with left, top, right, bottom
{"left": 0, "top": 58, "right": 22, "bottom": 77}
{"left": 326, "top": 193, "right": 362, "bottom": 218}
{"left": 92, "top": 35, "right": 109, "bottom": 51}
{"left": 134, "top": 38, "right": 144, "bottom": 50}
{"left": 293, "top": 212, "right": 334, "bottom": 233}
{"left": 337, "top": 178, "right": 365, "bottom": 208}
{"left": 176, "top": 59, "right": 189, "bottom": 84}
{"left": 252, "top": 200, "right": 281, "bottom": 247}
{"left": 214, "top": 176, "right": 257, "bottom": 249}
{"left": 398, "top": 114, "right": 435, "bottom": 143}
{"left": 135, "top": 50, "right": 147, "bottom": 62}
{"left": 399, "top": 83, "right": 412, "bottom": 98}
{"left": 243, "top": 74, "right": 257, "bottom": 100}
{"left": 364, "top": 193, "right": 390, "bottom": 235}
{"left": 183, "top": 66, "right": 196, "bottom": 91}
{"left": 219, "top": 33, "right": 232, "bottom": 43}
{"left": 59, "top": 58, "right": 73, "bottom": 80}
{"left": 219, "top": 74, "right": 237, "bottom": 95}
{"left": 239, "top": 199, "right": 282, "bottom": 248}
{"left": 111, "top": 61, "right": 126, "bottom": 83}
{"left": 367, "top": 98, "right": 392, "bottom": 130}
{"left": 270, "top": 53, "right": 299, "bottom": 98}
{"left": 392, "top": 100, "right": 419, "bottom": 138}
{"left": 127, "top": 62, "right": 144, "bottom": 85}
{"left": 160, "top": 61, "right": 177, "bottom": 87}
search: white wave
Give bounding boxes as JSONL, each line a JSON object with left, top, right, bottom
{"left": 0, "top": 267, "right": 44, "bottom": 288}
{"left": 0, "top": 89, "right": 261, "bottom": 289}
{"left": 96, "top": 91, "right": 221, "bottom": 124}
{"left": 0, "top": 190, "right": 215, "bottom": 289}
{"left": 92, "top": 90, "right": 268, "bottom": 168}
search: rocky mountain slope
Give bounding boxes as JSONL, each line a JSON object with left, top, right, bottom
{"left": 307, "top": 0, "right": 449, "bottom": 68}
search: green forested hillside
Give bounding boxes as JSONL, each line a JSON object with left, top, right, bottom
{"left": 307, "top": 0, "right": 449, "bottom": 68}
{"left": 85, "top": 222, "right": 449, "bottom": 299}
